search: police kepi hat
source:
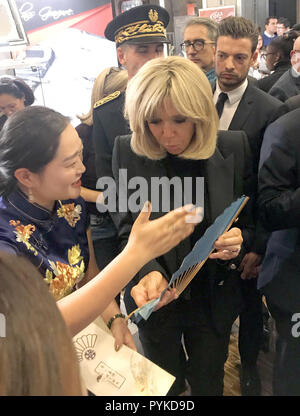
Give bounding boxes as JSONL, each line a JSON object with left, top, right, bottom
{"left": 105, "top": 4, "right": 170, "bottom": 46}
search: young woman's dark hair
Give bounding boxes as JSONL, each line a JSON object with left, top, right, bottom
{"left": 0, "top": 106, "right": 70, "bottom": 197}
{"left": 269, "top": 29, "right": 300, "bottom": 63}
{"left": 0, "top": 77, "right": 35, "bottom": 106}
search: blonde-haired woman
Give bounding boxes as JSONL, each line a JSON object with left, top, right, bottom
{"left": 76, "top": 67, "right": 128, "bottom": 272}
{"left": 112, "top": 56, "right": 257, "bottom": 396}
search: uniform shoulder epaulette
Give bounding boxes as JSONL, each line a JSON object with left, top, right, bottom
{"left": 94, "top": 91, "right": 121, "bottom": 109}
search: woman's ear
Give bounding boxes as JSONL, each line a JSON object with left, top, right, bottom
{"left": 14, "top": 168, "right": 38, "bottom": 188}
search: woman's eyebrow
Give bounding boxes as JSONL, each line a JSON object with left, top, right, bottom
{"left": 63, "top": 146, "right": 83, "bottom": 163}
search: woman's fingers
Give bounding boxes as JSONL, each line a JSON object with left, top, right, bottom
{"left": 131, "top": 283, "right": 150, "bottom": 307}
{"left": 131, "top": 271, "right": 167, "bottom": 307}
{"left": 154, "top": 288, "right": 178, "bottom": 310}
{"left": 209, "top": 249, "right": 240, "bottom": 260}
{"left": 110, "top": 319, "right": 137, "bottom": 352}
{"left": 165, "top": 205, "right": 203, "bottom": 239}
{"left": 214, "top": 227, "right": 242, "bottom": 251}
{"left": 130, "top": 203, "right": 203, "bottom": 263}
{"left": 209, "top": 228, "right": 243, "bottom": 260}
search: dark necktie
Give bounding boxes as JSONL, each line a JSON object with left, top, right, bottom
{"left": 216, "top": 92, "right": 228, "bottom": 118}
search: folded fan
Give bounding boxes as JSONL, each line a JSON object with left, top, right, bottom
{"left": 127, "top": 196, "right": 249, "bottom": 324}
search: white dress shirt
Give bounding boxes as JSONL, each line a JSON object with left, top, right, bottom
{"left": 213, "top": 79, "right": 248, "bottom": 131}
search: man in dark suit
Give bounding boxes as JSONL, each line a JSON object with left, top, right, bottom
{"left": 258, "top": 108, "right": 300, "bottom": 395}
{"left": 214, "top": 16, "right": 286, "bottom": 395}
{"left": 92, "top": 5, "right": 170, "bottom": 270}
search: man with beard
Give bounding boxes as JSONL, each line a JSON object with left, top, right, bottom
{"left": 214, "top": 16, "right": 286, "bottom": 396}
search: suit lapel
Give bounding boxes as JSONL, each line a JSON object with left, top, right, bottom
{"left": 229, "top": 85, "right": 254, "bottom": 131}
{"left": 205, "top": 147, "right": 235, "bottom": 222}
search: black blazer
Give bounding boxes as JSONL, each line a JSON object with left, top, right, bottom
{"left": 112, "top": 131, "right": 256, "bottom": 333}
{"left": 284, "top": 93, "right": 300, "bottom": 112}
{"left": 258, "top": 108, "right": 300, "bottom": 313}
{"left": 226, "top": 83, "right": 286, "bottom": 172}
{"left": 257, "top": 61, "right": 291, "bottom": 93}
{"left": 213, "top": 83, "right": 286, "bottom": 255}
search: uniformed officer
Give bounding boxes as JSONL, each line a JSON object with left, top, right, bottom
{"left": 92, "top": 5, "right": 170, "bottom": 273}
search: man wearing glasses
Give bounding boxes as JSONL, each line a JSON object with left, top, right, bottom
{"left": 182, "top": 18, "right": 218, "bottom": 85}
{"left": 276, "top": 17, "right": 291, "bottom": 36}
{"left": 269, "top": 35, "right": 300, "bottom": 102}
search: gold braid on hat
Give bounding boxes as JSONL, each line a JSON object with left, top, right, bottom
{"left": 115, "top": 9, "right": 166, "bottom": 44}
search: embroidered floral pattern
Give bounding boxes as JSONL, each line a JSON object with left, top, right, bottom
{"left": 9, "top": 220, "right": 38, "bottom": 256}
{"left": 57, "top": 202, "right": 82, "bottom": 227}
{"left": 44, "top": 244, "right": 85, "bottom": 300}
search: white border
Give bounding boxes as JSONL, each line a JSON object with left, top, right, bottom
{"left": 0, "top": 0, "right": 28, "bottom": 47}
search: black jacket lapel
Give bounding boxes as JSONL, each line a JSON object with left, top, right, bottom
{"left": 229, "top": 85, "right": 254, "bottom": 131}
{"left": 204, "top": 147, "right": 235, "bottom": 222}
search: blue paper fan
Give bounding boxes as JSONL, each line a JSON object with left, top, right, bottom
{"left": 128, "top": 196, "right": 249, "bottom": 324}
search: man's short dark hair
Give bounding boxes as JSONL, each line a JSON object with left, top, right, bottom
{"left": 185, "top": 17, "right": 218, "bottom": 42}
{"left": 293, "top": 23, "right": 300, "bottom": 31}
{"left": 277, "top": 17, "right": 291, "bottom": 28}
{"left": 217, "top": 16, "right": 259, "bottom": 53}
{"left": 268, "top": 30, "right": 300, "bottom": 62}
{"left": 265, "top": 16, "right": 277, "bottom": 26}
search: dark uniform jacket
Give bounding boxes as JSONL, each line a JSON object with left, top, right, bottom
{"left": 92, "top": 91, "right": 130, "bottom": 182}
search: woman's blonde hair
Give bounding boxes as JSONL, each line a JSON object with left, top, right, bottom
{"left": 0, "top": 253, "right": 83, "bottom": 396}
{"left": 77, "top": 66, "right": 128, "bottom": 125}
{"left": 125, "top": 56, "right": 219, "bottom": 160}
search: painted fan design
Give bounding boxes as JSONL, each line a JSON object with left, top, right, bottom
{"left": 73, "top": 333, "right": 98, "bottom": 362}
{"left": 127, "top": 196, "right": 249, "bottom": 324}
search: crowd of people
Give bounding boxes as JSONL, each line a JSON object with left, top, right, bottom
{"left": 0, "top": 4, "right": 300, "bottom": 397}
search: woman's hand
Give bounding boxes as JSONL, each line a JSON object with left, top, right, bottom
{"left": 110, "top": 317, "right": 137, "bottom": 352}
{"left": 127, "top": 202, "right": 203, "bottom": 265}
{"left": 131, "top": 271, "right": 177, "bottom": 310}
{"left": 209, "top": 227, "right": 243, "bottom": 261}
